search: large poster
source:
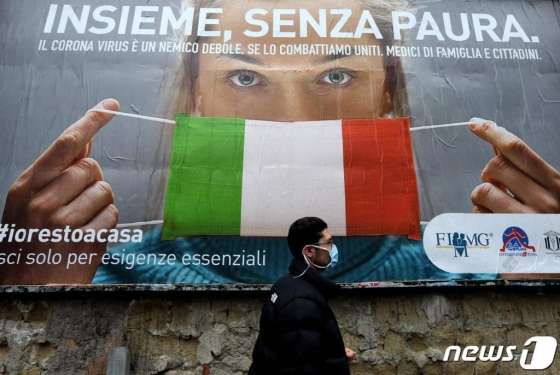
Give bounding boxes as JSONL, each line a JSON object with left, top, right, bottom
{"left": 0, "top": 0, "right": 559, "bottom": 285}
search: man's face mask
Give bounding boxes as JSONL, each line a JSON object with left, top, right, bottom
{"left": 303, "top": 239, "right": 339, "bottom": 269}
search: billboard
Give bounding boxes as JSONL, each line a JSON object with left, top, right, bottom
{"left": 0, "top": 0, "right": 559, "bottom": 285}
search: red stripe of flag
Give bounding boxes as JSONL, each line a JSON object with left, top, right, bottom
{"left": 342, "top": 118, "right": 421, "bottom": 239}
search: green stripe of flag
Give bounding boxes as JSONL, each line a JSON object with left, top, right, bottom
{"left": 162, "top": 115, "right": 246, "bottom": 240}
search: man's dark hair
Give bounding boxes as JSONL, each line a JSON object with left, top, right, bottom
{"left": 287, "top": 217, "right": 328, "bottom": 261}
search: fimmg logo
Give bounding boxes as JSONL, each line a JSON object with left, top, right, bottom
{"left": 435, "top": 232, "right": 491, "bottom": 257}
{"left": 443, "top": 336, "right": 557, "bottom": 370}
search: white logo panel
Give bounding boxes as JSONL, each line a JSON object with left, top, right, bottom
{"left": 423, "top": 214, "right": 560, "bottom": 274}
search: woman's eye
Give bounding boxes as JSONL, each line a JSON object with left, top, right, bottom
{"left": 229, "top": 72, "right": 260, "bottom": 87}
{"left": 320, "top": 71, "right": 355, "bottom": 85}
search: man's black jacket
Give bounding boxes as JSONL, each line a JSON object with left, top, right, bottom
{"left": 248, "top": 258, "right": 351, "bottom": 375}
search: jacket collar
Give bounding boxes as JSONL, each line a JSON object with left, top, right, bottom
{"left": 289, "top": 258, "right": 341, "bottom": 299}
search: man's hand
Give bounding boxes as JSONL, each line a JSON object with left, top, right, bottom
{"left": 469, "top": 120, "right": 560, "bottom": 214}
{"left": 0, "top": 99, "right": 120, "bottom": 285}
{"left": 345, "top": 348, "right": 356, "bottom": 363}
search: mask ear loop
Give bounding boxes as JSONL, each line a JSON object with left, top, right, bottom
{"left": 293, "top": 245, "right": 332, "bottom": 278}
{"left": 87, "top": 108, "right": 176, "bottom": 124}
{"left": 293, "top": 247, "right": 312, "bottom": 278}
{"left": 409, "top": 119, "right": 491, "bottom": 132}
{"left": 86, "top": 108, "right": 175, "bottom": 229}
{"left": 292, "top": 264, "right": 310, "bottom": 279}
{"left": 308, "top": 245, "right": 332, "bottom": 269}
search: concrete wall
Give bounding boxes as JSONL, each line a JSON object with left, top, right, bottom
{"left": 0, "top": 288, "right": 559, "bottom": 375}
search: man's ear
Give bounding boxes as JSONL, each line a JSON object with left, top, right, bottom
{"left": 302, "top": 245, "right": 315, "bottom": 259}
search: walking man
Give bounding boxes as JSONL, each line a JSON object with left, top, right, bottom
{"left": 249, "top": 217, "right": 355, "bottom": 374}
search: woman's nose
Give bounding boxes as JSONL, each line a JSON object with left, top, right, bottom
{"left": 264, "top": 74, "right": 325, "bottom": 122}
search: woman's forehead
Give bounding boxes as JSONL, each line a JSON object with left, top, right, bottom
{"left": 202, "top": 0, "right": 385, "bottom": 65}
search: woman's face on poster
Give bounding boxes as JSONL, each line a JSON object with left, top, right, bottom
{"left": 194, "top": 0, "right": 393, "bottom": 121}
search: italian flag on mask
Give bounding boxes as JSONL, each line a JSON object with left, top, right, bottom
{"left": 162, "top": 116, "right": 421, "bottom": 240}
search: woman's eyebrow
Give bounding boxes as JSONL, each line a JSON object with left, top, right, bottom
{"left": 216, "top": 53, "right": 267, "bottom": 66}
{"left": 314, "top": 52, "right": 356, "bottom": 65}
